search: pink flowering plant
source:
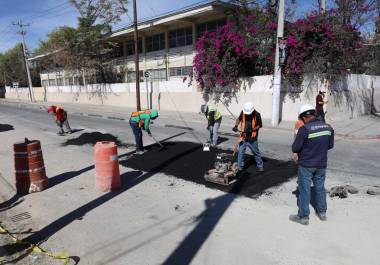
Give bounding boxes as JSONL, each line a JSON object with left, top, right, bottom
{"left": 284, "top": 10, "right": 363, "bottom": 86}
{"left": 191, "top": 8, "right": 364, "bottom": 96}
{"left": 191, "top": 11, "right": 276, "bottom": 99}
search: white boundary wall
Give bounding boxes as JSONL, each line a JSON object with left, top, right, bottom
{"left": 5, "top": 74, "right": 380, "bottom": 121}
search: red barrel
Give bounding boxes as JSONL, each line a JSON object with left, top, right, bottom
{"left": 14, "top": 140, "right": 49, "bottom": 194}
{"left": 94, "top": 141, "right": 120, "bottom": 192}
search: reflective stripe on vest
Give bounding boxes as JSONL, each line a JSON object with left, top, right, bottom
{"left": 240, "top": 113, "right": 256, "bottom": 141}
{"left": 207, "top": 107, "right": 222, "bottom": 121}
{"left": 308, "top": 130, "right": 332, "bottom": 139}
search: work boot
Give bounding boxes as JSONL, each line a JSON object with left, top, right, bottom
{"left": 317, "top": 212, "right": 327, "bottom": 221}
{"left": 289, "top": 214, "right": 309, "bottom": 225}
{"left": 257, "top": 167, "right": 264, "bottom": 172}
{"left": 135, "top": 150, "right": 145, "bottom": 155}
{"left": 57, "top": 131, "right": 65, "bottom": 136}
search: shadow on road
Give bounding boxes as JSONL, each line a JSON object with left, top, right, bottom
{"left": 0, "top": 124, "right": 14, "bottom": 132}
{"left": 0, "top": 194, "right": 24, "bottom": 212}
{"left": 121, "top": 141, "right": 297, "bottom": 198}
{"left": 48, "top": 165, "right": 95, "bottom": 187}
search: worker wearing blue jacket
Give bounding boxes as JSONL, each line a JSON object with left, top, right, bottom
{"left": 291, "top": 104, "right": 334, "bottom": 225}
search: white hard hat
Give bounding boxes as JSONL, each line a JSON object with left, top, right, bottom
{"left": 298, "top": 104, "right": 316, "bottom": 117}
{"left": 243, "top": 102, "right": 255, "bottom": 114}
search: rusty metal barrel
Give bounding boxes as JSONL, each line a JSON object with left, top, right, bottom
{"left": 14, "top": 139, "right": 49, "bottom": 194}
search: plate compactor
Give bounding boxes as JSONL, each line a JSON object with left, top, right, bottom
{"left": 204, "top": 153, "right": 240, "bottom": 186}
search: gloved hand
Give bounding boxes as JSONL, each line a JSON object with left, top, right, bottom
{"left": 232, "top": 126, "right": 238, "bottom": 132}
{"left": 206, "top": 126, "right": 210, "bottom": 131}
{"left": 146, "top": 129, "right": 152, "bottom": 136}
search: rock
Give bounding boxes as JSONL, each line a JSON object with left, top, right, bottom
{"left": 367, "top": 186, "right": 380, "bottom": 195}
{"left": 329, "top": 186, "right": 348, "bottom": 198}
{"left": 345, "top": 185, "right": 359, "bottom": 194}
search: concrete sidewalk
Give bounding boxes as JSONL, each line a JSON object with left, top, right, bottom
{"left": 1, "top": 98, "right": 379, "bottom": 140}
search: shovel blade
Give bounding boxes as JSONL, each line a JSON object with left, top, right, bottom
{"left": 203, "top": 143, "right": 210, "bottom": 151}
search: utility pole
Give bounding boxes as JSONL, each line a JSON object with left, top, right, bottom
{"left": 133, "top": 0, "right": 141, "bottom": 111}
{"left": 13, "top": 20, "right": 34, "bottom": 102}
{"left": 319, "top": 0, "right": 326, "bottom": 13}
{"left": 271, "top": 0, "right": 285, "bottom": 127}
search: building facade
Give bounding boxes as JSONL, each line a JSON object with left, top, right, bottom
{"left": 39, "top": 1, "right": 234, "bottom": 87}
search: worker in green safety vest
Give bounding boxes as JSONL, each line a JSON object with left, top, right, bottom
{"left": 201, "top": 104, "right": 222, "bottom": 146}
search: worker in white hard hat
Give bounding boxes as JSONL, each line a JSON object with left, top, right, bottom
{"left": 290, "top": 104, "right": 334, "bottom": 225}
{"left": 232, "top": 101, "right": 264, "bottom": 171}
{"left": 201, "top": 104, "right": 222, "bottom": 146}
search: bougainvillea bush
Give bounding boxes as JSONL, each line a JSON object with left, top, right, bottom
{"left": 191, "top": 11, "right": 276, "bottom": 98}
{"left": 191, "top": 8, "right": 364, "bottom": 97}
{"left": 284, "top": 10, "right": 363, "bottom": 86}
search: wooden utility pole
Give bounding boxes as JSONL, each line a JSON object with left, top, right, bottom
{"left": 133, "top": 0, "right": 141, "bottom": 111}
{"left": 13, "top": 20, "right": 34, "bottom": 102}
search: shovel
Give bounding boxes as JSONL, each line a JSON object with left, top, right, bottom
{"left": 149, "top": 134, "right": 166, "bottom": 151}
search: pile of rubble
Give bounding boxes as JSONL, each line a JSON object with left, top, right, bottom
{"left": 328, "top": 185, "right": 380, "bottom": 198}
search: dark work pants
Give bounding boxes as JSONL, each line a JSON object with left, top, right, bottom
{"left": 316, "top": 110, "right": 325, "bottom": 122}
{"left": 130, "top": 120, "right": 143, "bottom": 151}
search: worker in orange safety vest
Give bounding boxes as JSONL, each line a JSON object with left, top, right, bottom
{"left": 232, "top": 101, "right": 264, "bottom": 171}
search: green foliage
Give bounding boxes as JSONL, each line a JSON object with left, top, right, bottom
{"left": 36, "top": 0, "right": 128, "bottom": 83}
{"left": 35, "top": 26, "right": 77, "bottom": 54}
{"left": 0, "top": 44, "right": 40, "bottom": 87}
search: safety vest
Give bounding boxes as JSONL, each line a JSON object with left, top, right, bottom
{"left": 240, "top": 113, "right": 257, "bottom": 141}
{"left": 130, "top": 109, "right": 151, "bottom": 128}
{"left": 207, "top": 107, "right": 222, "bottom": 121}
{"left": 54, "top": 106, "right": 67, "bottom": 121}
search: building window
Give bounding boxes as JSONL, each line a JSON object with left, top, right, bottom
{"left": 146, "top": 33, "right": 166, "bottom": 52}
{"left": 169, "top": 27, "right": 192, "bottom": 48}
{"left": 126, "top": 39, "right": 143, "bottom": 56}
{"left": 127, "top": 71, "right": 144, "bottom": 83}
{"left": 196, "top": 19, "right": 226, "bottom": 37}
{"left": 146, "top": 68, "right": 167, "bottom": 81}
{"left": 65, "top": 77, "right": 73, "bottom": 86}
{"left": 57, "top": 78, "right": 63, "bottom": 86}
{"left": 169, "top": 66, "right": 193, "bottom": 77}
{"left": 48, "top": 79, "right": 56, "bottom": 86}
{"left": 111, "top": 43, "right": 124, "bottom": 58}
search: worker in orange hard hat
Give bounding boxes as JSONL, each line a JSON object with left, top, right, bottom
{"left": 47, "top": 105, "right": 73, "bottom": 135}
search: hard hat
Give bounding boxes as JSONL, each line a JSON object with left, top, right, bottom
{"left": 150, "top": 109, "right": 159, "bottom": 119}
{"left": 243, "top": 102, "right": 254, "bottom": 114}
{"left": 298, "top": 104, "right": 316, "bottom": 118}
{"left": 200, "top": 104, "right": 208, "bottom": 113}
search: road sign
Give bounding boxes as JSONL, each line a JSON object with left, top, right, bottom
{"left": 144, "top": 71, "right": 150, "bottom": 79}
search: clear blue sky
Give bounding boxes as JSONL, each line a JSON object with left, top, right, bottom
{"left": 0, "top": 0, "right": 322, "bottom": 53}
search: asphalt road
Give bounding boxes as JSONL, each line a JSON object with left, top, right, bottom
{"left": 1, "top": 103, "right": 379, "bottom": 184}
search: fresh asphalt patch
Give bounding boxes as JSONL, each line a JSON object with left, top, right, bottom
{"left": 0, "top": 123, "right": 14, "bottom": 132}
{"left": 61, "top": 132, "right": 130, "bottom": 147}
{"left": 120, "top": 141, "right": 297, "bottom": 198}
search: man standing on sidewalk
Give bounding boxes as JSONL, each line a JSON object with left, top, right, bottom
{"left": 129, "top": 109, "right": 159, "bottom": 155}
{"left": 47, "top": 105, "right": 73, "bottom": 135}
{"left": 232, "top": 102, "right": 264, "bottom": 172}
{"left": 316, "top": 91, "right": 327, "bottom": 122}
{"left": 200, "top": 104, "right": 222, "bottom": 146}
{"left": 291, "top": 104, "right": 334, "bottom": 225}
